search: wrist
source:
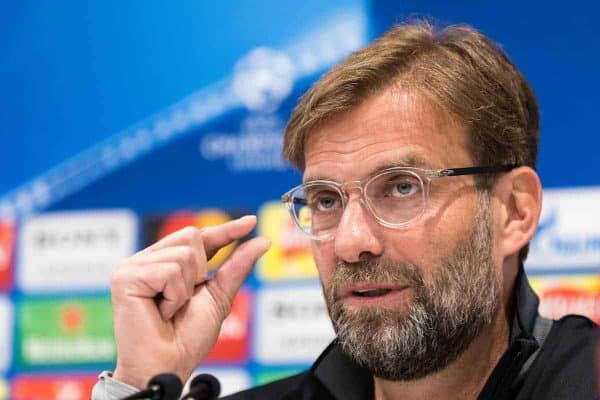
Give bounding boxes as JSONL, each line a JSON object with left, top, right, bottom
{"left": 113, "top": 364, "right": 194, "bottom": 391}
{"left": 112, "top": 366, "right": 151, "bottom": 390}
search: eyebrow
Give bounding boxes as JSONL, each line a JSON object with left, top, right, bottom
{"left": 370, "top": 154, "right": 432, "bottom": 175}
{"left": 303, "top": 153, "right": 433, "bottom": 183}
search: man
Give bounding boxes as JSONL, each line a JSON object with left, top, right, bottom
{"left": 93, "top": 22, "right": 599, "bottom": 399}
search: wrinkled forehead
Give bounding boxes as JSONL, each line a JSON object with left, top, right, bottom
{"left": 302, "top": 87, "right": 470, "bottom": 181}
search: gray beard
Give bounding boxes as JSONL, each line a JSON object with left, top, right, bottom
{"left": 324, "top": 196, "right": 502, "bottom": 381}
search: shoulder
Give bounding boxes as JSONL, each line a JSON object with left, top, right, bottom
{"left": 545, "top": 314, "right": 600, "bottom": 359}
{"left": 543, "top": 314, "right": 599, "bottom": 368}
{"left": 519, "top": 314, "right": 600, "bottom": 399}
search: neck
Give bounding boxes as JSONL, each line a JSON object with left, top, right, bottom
{"left": 373, "top": 301, "right": 512, "bottom": 400}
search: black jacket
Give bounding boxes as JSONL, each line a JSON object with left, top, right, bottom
{"left": 224, "top": 269, "right": 599, "bottom": 399}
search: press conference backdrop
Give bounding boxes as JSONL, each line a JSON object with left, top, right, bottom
{"left": 0, "top": 1, "right": 599, "bottom": 398}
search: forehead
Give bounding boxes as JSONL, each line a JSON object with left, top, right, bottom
{"left": 303, "top": 87, "right": 472, "bottom": 181}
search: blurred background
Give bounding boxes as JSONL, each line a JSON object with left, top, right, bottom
{"left": 0, "top": 1, "right": 599, "bottom": 398}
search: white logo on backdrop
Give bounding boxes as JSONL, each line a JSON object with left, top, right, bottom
{"left": 232, "top": 47, "right": 294, "bottom": 113}
{"left": 527, "top": 187, "right": 600, "bottom": 270}
{"left": 200, "top": 114, "right": 288, "bottom": 172}
{"left": 254, "top": 285, "right": 335, "bottom": 364}
{"left": 199, "top": 46, "right": 297, "bottom": 173}
{"left": 17, "top": 210, "right": 138, "bottom": 293}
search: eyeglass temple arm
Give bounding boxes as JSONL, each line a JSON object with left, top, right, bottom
{"left": 437, "top": 164, "right": 517, "bottom": 177}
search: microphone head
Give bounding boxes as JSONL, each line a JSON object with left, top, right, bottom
{"left": 148, "top": 373, "right": 183, "bottom": 400}
{"left": 189, "top": 373, "right": 221, "bottom": 399}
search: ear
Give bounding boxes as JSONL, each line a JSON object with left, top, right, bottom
{"left": 492, "top": 166, "right": 542, "bottom": 259}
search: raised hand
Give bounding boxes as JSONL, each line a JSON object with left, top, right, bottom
{"left": 110, "top": 215, "right": 270, "bottom": 389}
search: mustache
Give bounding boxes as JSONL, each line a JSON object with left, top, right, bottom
{"left": 329, "top": 258, "right": 425, "bottom": 300}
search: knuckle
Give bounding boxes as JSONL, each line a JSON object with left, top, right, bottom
{"left": 177, "top": 246, "right": 196, "bottom": 266}
{"left": 190, "top": 226, "right": 204, "bottom": 244}
{"left": 181, "top": 226, "right": 201, "bottom": 244}
{"left": 164, "top": 263, "right": 190, "bottom": 297}
{"left": 164, "top": 261, "right": 183, "bottom": 280}
{"left": 110, "top": 261, "right": 133, "bottom": 288}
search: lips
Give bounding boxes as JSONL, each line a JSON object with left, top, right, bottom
{"left": 340, "top": 284, "right": 407, "bottom": 299}
{"left": 353, "top": 288, "right": 392, "bottom": 297}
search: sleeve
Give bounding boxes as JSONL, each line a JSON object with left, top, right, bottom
{"left": 90, "top": 371, "right": 140, "bottom": 400}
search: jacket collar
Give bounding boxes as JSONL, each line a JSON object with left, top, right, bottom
{"left": 311, "top": 264, "right": 541, "bottom": 399}
{"left": 510, "top": 263, "right": 541, "bottom": 340}
{"left": 312, "top": 340, "right": 373, "bottom": 400}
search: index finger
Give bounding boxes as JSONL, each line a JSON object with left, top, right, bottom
{"left": 138, "top": 215, "right": 257, "bottom": 259}
{"left": 201, "top": 215, "right": 257, "bottom": 260}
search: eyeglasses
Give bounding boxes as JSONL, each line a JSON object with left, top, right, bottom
{"left": 281, "top": 165, "right": 516, "bottom": 240}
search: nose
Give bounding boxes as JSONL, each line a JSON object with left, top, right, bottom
{"left": 333, "top": 195, "right": 383, "bottom": 263}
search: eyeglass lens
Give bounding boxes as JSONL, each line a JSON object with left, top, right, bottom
{"left": 289, "top": 170, "right": 426, "bottom": 237}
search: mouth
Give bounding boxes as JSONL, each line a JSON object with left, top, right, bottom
{"left": 339, "top": 284, "right": 409, "bottom": 305}
{"left": 352, "top": 288, "right": 394, "bottom": 297}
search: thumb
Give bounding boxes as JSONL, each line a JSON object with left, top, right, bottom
{"left": 209, "top": 236, "right": 271, "bottom": 303}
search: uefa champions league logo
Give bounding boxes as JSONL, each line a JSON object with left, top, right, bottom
{"left": 231, "top": 47, "right": 294, "bottom": 113}
{"left": 198, "top": 46, "right": 296, "bottom": 173}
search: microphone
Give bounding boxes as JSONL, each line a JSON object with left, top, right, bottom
{"left": 182, "top": 373, "right": 221, "bottom": 400}
{"left": 121, "top": 373, "right": 183, "bottom": 400}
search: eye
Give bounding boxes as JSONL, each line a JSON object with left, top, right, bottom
{"left": 376, "top": 174, "right": 421, "bottom": 199}
{"left": 306, "top": 189, "right": 342, "bottom": 212}
{"left": 392, "top": 181, "right": 416, "bottom": 197}
{"left": 314, "top": 193, "right": 341, "bottom": 211}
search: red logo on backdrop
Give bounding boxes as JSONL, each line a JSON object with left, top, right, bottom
{"left": 12, "top": 375, "right": 97, "bottom": 400}
{"left": 0, "top": 221, "right": 14, "bottom": 291}
{"left": 145, "top": 210, "right": 243, "bottom": 272}
{"left": 61, "top": 304, "right": 85, "bottom": 334}
{"left": 540, "top": 287, "right": 600, "bottom": 324}
{"left": 204, "top": 290, "right": 251, "bottom": 363}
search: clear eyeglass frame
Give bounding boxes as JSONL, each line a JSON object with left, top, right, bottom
{"left": 281, "top": 164, "right": 516, "bottom": 241}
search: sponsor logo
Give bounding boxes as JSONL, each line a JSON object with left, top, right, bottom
{"left": 204, "top": 290, "right": 250, "bottom": 363}
{"left": 528, "top": 187, "right": 600, "bottom": 270}
{"left": 256, "top": 202, "right": 317, "bottom": 282}
{"left": 0, "top": 297, "right": 12, "bottom": 373}
{"left": 186, "top": 368, "right": 251, "bottom": 398}
{"left": 254, "top": 286, "right": 334, "bottom": 364}
{"left": 0, "top": 222, "right": 13, "bottom": 291}
{"left": 12, "top": 374, "right": 97, "bottom": 400}
{"left": 17, "top": 297, "right": 115, "bottom": 366}
{"left": 17, "top": 210, "right": 138, "bottom": 293}
{"left": 200, "top": 115, "right": 289, "bottom": 173}
{"left": 529, "top": 275, "right": 600, "bottom": 323}
{"left": 144, "top": 209, "right": 241, "bottom": 271}
{"left": 0, "top": 378, "right": 8, "bottom": 400}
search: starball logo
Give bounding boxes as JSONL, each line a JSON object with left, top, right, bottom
{"left": 199, "top": 46, "right": 296, "bottom": 173}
